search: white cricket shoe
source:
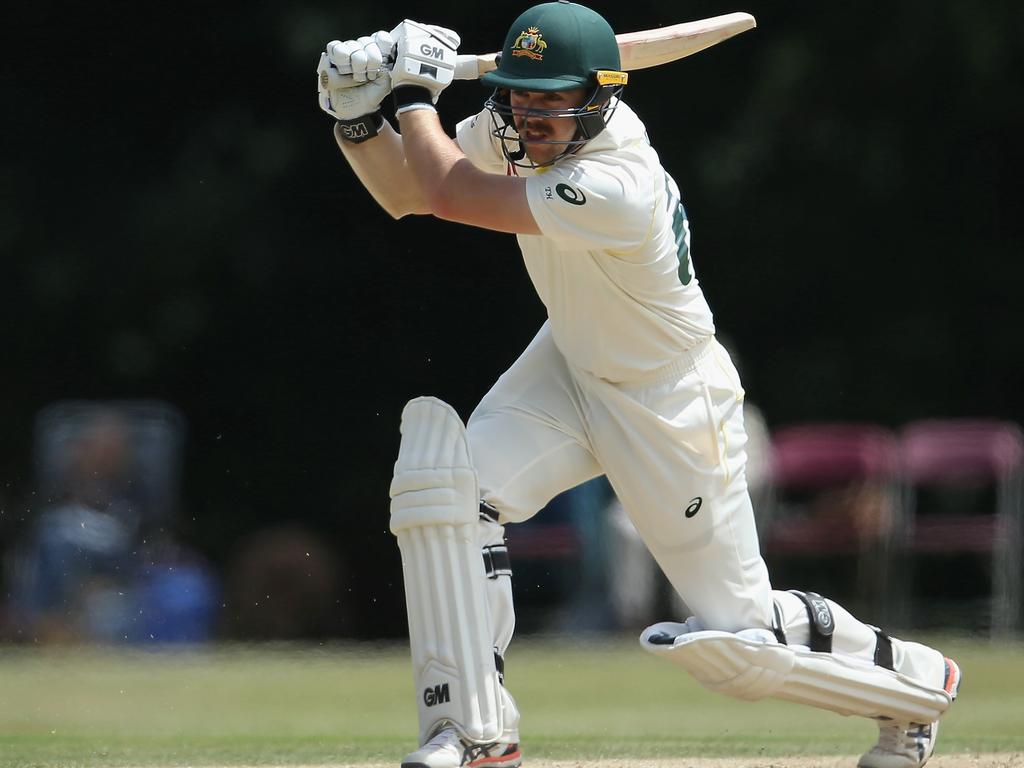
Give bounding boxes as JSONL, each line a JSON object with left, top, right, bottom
{"left": 401, "top": 726, "right": 522, "bottom": 768}
{"left": 857, "top": 657, "right": 962, "bottom": 768}
{"left": 857, "top": 720, "right": 940, "bottom": 768}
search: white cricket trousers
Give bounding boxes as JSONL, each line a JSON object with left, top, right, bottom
{"left": 466, "top": 322, "right": 945, "bottom": 733}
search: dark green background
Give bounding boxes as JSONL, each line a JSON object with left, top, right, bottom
{"left": 3, "top": 0, "right": 1021, "bottom": 636}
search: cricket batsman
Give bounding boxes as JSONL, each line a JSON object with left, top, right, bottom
{"left": 316, "top": 3, "right": 962, "bottom": 766}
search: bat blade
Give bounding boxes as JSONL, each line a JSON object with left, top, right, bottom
{"left": 615, "top": 12, "right": 756, "bottom": 71}
{"left": 459, "top": 11, "right": 756, "bottom": 79}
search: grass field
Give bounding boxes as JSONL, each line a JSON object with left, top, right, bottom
{"left": 0, "top": 635, "right": 1020, "bottom": 767}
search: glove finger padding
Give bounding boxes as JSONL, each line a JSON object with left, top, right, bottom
{"left": 349, "top": 36, "right": 384, "bottom": 82}
{"left": 326, "top": 39, "right": 359, "bottom": 73}
{"left": 325, "top": 34, "right": 393, "bottom": 79}
{"left": 349, "top": 47, "right": 369, "bottom": 82}
{"left": 372, "top": 29, "right": 395, "bottom": 64}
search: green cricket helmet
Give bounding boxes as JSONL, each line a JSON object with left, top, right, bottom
{"left": 482, "top": 1, "right": 628, "bottom": 168}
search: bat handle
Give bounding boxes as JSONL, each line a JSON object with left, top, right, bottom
{"left": 453, "top": 55, "right": 481, "bottom": 80}
{"left": 455, "top": 53, "right": 499, "bottom": 81}
{"left": 330, "top": 53, "right": 498, "bottom": 82}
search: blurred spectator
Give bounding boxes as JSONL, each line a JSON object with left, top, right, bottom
{"left": 503, "top": 481, "right": 600, "bottom": 634}
{"left": 559, "top": 476, "right": 616, "bottom": 632}
{"left": 5, "top": 400, "right": 218, "bottom": 644}
{"left": 804, "top": 480, "right": 896, "bottom": 544}
{"left": 222, "top": 524, "right": 348, "bottom": 639}
{"left": 759, "top": 424, "right": 902, "bottom": 625}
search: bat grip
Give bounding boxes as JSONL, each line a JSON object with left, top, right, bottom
{"left": 330, "top": 54, "right": 483, "bottom": 81}
{"left": 453, "top": 55, "right": 481, "bottom": 81}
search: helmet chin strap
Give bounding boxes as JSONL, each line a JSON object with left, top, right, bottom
{"left": 508, "top": 139, "right": 527, "bottom": 163}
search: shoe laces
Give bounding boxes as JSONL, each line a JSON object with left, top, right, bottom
{"left": 425, "top": 727, "right": 464, "bottom": 750}
{"left": 905, "top": 723, "right": 932, "bottom": 759}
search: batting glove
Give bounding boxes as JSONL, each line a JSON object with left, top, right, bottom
{"left": 388, "top": 20, "right": 460, "bottom": 115}
{"left": 317, "top": 32, "right": 395, "bottom": 143}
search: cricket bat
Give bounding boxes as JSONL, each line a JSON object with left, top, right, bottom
{"left": 325, "top": 13, "right": 756, "bottom": 83}
{"left": 454, "top": 12, "right": 756, "bottom": 80}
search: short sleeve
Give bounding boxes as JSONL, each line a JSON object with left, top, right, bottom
{"left": 524, "top": 155, "right": 656, "bottom": 252}
{"left": 455, "top": 110, "right": 506, "bottom": 175}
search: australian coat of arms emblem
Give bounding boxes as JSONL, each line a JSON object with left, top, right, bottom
{"left": 511, "top": 27, "right": 547, "bottom": 60}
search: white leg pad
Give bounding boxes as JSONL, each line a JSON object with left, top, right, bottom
{"left": 640, "top": 623, "right": 952, "bottom": 723}
{"left": 390, "top": 397, "right": 503, "bottom": 745}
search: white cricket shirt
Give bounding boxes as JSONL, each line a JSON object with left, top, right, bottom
{"left": 455, "top": 100, "right": 715, "bottom": 383}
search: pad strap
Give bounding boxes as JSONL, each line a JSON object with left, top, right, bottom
{"left": 494, "top": 650, "right": 505, "bottom": 685}
{"left": 872, "top": 627, "right": 895, "bottom": 671}
{"left": 771, "top": 599, "right": 788, "bottom": 645}
{"left": 479, "top": 502, "right": 500, "bottom": 523}
{"left": 482, "top": 545, "right": 512, "bottom": 580}
{"left": 789, "top": 590, "right": 835, "bottom": 653}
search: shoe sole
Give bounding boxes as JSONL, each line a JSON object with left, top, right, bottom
{"left": 400, "top": 747, "right": 521, "bottom": 768}
{"left": 467, "top": 747, "right": 522, "bottom": 768}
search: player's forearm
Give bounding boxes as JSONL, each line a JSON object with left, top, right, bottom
{"left": 397, "top": 109, "right": 539, "bottom": 234}
{"left": 334, "top": 121, "right": 431, "bottom": 219}
{"left": 396, "top": 109, "right": 471, "bottom": 218}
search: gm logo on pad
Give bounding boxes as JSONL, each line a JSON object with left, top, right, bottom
{"left": 423, "top": 683, "right": 451, "bottom": 707}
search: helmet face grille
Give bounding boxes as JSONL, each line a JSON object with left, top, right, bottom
{"left": 483, "top": 84, "right": 624, "bottom": 170}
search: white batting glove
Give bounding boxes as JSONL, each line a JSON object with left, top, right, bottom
{"left": 317, "top": 32, "right": 395, "bottom": 143}
{"left": 389, "top": 20, "right": 460, "bottom": 114}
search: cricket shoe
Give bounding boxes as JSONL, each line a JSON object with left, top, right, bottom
{"left": 857, "top": 657, "right": 962, "bottom": 768}
{"left": 401, "top": 725, "right": 522, "bottom": 768}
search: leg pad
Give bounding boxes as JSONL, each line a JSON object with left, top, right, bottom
{"left": 641, "top": 623, "right": 952, "bottom": 723}
{"left": 391, "top": 397, "right": 503, "bottom": 744}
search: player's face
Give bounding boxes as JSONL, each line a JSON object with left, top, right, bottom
{"left": 509, "top": 88, "right": 588, "bottom": 165}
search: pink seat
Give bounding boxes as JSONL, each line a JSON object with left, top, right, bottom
{"left": 903, "top": 420, "right": 1024, "bottom": 484}
{"left": 768, "top": 424, "right": 902, "bottom": 552}
{"left": 763, "top": 424, "right": 903, "bottom": 623}
{"left": 899, "top": 420, "right": 1023, "bottom": 635}
{"left": 773, "top": 424, "right": 900, "bottom": 489}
